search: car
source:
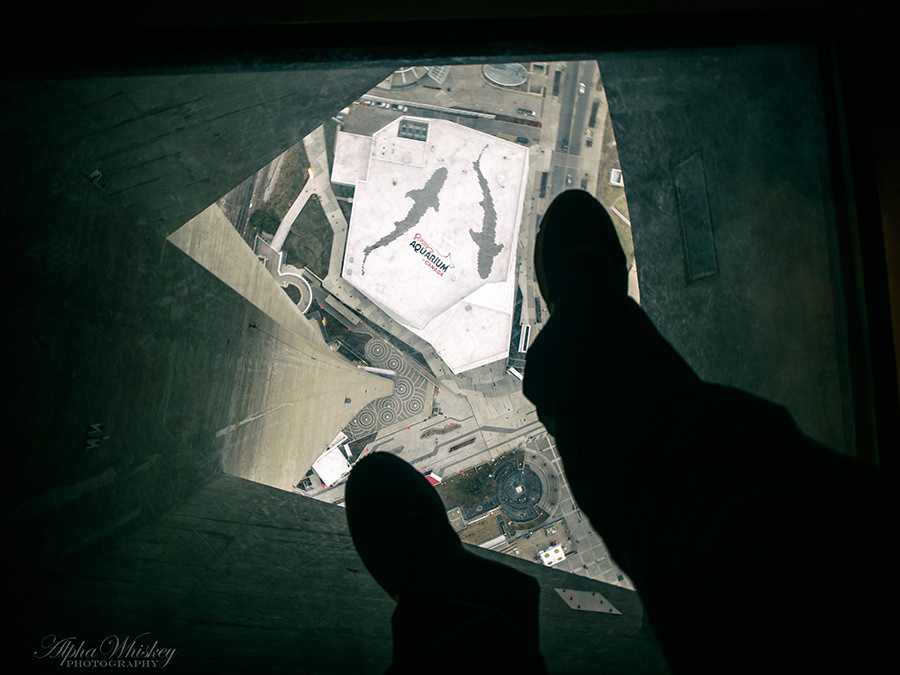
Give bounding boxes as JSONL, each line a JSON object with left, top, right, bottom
{"left": 561, "top": 138, "right": 569, "bottom": 152}
{"left": 566, "top": 174, "right": 573, "bottom": 186}
{"left": 517, "top": 107, "right": 536, "bottom": 116}
{"left": 578, "top": 82, "right": 586, "bottom": 94}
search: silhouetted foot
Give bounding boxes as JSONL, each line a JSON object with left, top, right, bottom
{"left": 534, "top": 189, "right": 627, "bottom": 312}
{"left": 346, "top": 452, "right": 465, "bottom": 599}
{"left": 346, "top": 452, "right": 548, "bottom": 673}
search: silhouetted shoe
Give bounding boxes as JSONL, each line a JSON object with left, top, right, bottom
{"left": 534, "top": 189, "right": 627, "bottom": 311}
{"left": 346, "top": 452, "right": 548, "bottom": 674}
{"left": 346, "top": 452, "right": 466, "bottom": 599}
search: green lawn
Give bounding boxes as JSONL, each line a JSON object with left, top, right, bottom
{"left": 267, "top": 143, "right": 311, "bottom": 221}
{"left": 436, "top": 466, "right": 498, "bottom": 509}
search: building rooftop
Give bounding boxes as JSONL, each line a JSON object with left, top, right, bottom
{"left": 313, "top": 444, "right": 353, "bottom": 487}
{"left": 541, "top": 545, "right": 567, "bottom": 566}
{"left": 335, "top": 116, "right": 528, "bottom": 373}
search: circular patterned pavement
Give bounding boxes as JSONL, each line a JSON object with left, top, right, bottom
{"left": 365, "top": 339, "right": 389, "bottom": 362}
{"left": 393, "top": 379, "right": 411, "bottom": 399}
{"left": 344, "top": 334, "right": 434, "bottom": 440}
{"left": 404, "top": 396, "right": 424, "bottom": 415}
{"left": 354, "top": 409, "right": 377, "bottom": 432}
{"left": 377, "top": 397, "right": 398, "bottom": 411}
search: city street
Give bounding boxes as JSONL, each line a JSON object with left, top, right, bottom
{"left": 555, "top": 60, "right": 596, "bottom": 155}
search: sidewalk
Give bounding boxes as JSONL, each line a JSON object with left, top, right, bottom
{"left": 270, "top": 124, "right": 346, "bottom": 254}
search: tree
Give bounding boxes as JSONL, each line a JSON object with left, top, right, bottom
{"left": 249, "top": 209, "right": 280, "bottom": 236}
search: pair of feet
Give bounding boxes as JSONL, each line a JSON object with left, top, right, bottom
{"left": 347, "top": 189, "right": 626, "bottom": 598}
{"left": 345, "top": 190, "right": 626, "bottom": 667}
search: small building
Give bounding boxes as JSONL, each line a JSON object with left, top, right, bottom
{"left": 539, "top": 544, "right": 567, "bottom": 566}
{"left": 609, "top": 168, "right": 625, "bottom": 187}
{"left": 312, "top": 444, "right": 353, "bottom": 487}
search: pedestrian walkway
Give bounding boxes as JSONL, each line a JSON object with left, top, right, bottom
{"left": 254, "top": 235, "right": 313, "bottom": 314}
{"left": 270, "top": 124, "right": 348, "bottom": 256}
{"left": 271, "top": 173, "right": 316, "bottom": 252}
